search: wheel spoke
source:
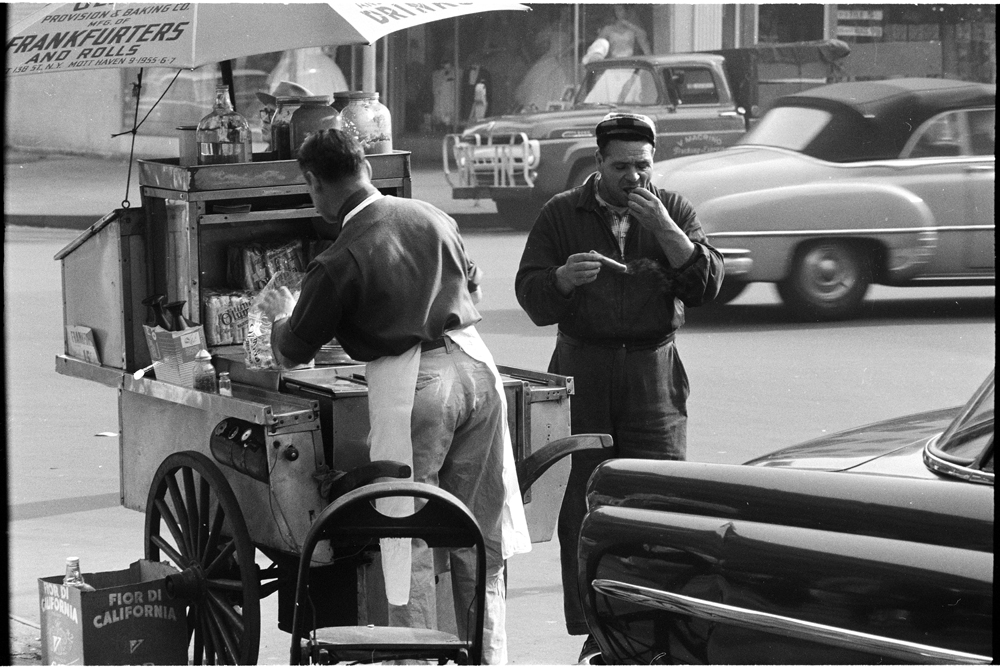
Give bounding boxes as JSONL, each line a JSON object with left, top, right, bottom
{"left": 202, "top": 605, "right": 222, "bottom": 664}
{"left": 150, "top": 533, "right": 186, "bottom": 567}
{"left": 154, "top": 498, "right": 191, "bottom": 562}
{"left": 208, "top": 589, "right": 246, "bottom": 638}
{"left": 199, "top": 476, "right": 211, "bottom": 561}
{"left": 182, "top": 467, "right": 200, "bottom": 554}
{"left": 208, "top": 592, "right": 243, "bottom": 644}
{"left": 206, "top": 577, "right": 244, "bottom": 592}
{"left": 189, "top": 608, "right": 204, "bottom": 665}
{"left": 203, "top": 501, "right": 227, "bottom": 565}
{"left": 206, "top": 601, "right": 240, "bottom": 664}
{"left": 204, "top": 538, "right": 237, "bottom": 578}
{"left": 165, "top": 473, "right": 196, "bottom": 557}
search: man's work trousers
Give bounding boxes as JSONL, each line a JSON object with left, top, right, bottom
{"left": 386, "top": 342, "right": 508, "bottom": 664}
{"left": 548, "top": 333, "right": 689, "bottom": 635}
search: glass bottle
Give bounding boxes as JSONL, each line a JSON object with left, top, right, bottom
{"left": 193, "top": 349, "right": 218, "bottom": 393}
{"left": 218, "top": 371, "right": 233, "bottom": 397}
{"left": 340, "top": 91, "right": 393, "bottom": 155}
{"left": 290, "top": 95, "right": 341, "bottom": 156}
{"left": 270, "top": 96, "right": 303, "bottom": 160}
{"left": 64, "top": 557, "right": 96, "bottom": 592}
{"left": 196, "top": 85, "right": 252, "bottom": 165}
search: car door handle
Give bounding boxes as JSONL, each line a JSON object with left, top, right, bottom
{"left": 592, "top": 579, "right": 993, "bottom": 665}
{"left": 718, "top": 111, "right": 742, "bottom": 118}
{"left": 964, "top": 164, "right": 994, "bottom": 172}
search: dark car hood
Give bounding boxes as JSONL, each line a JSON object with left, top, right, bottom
{"left": 744, "top": 406, "right": 961, "bottom": 473}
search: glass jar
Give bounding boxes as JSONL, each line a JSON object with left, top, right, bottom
{"left": 196, "top": 85, "right": 252, "bottom": 165}
{"left": 270, "top": 96, "right": 303, "bottom": 160}
{"left": 290, "top": 95, "right": 342, "bottom": 156}
{"left": 340, "top": 91, "right": 393, "bottom": 155}
{"left": 332, "top": 91, "right": 352, "bottom": 112}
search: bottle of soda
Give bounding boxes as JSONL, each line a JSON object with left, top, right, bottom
{"left": 63, "top": 557, "right": 97, "bottom": 592}
{"left": 193, "top": 350, "right": 218, "bottom": 393}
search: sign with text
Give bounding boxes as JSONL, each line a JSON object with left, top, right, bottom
{"left": 6, "top": 2, "right": 528, "bottom": 77}
{"left": 39, "top": 560, "right": 188, "bottom": 665}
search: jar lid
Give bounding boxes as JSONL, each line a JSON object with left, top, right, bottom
{"left": 298, "top": 95, "right": 332, "bottom": 104}
{"left": 345, "top": 91, "right": 379, "bottom": 100}
{"left": 195, "top": 349, "right": 212, "bottom": 361}
{"left": 275, "top": 96, "right": 303, "bottom": 103}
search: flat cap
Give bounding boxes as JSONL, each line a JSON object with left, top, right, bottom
{"left": 595, "top": 112, "right": 656, "bottom": 146}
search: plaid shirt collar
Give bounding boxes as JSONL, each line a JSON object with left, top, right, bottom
{"left": 593, "top": 174, "right": 630, "bottom": 253}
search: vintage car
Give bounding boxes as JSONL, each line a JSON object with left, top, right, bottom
{"left": 579, "top": 369, "right": 994, "bottom": 664}
{"left": 652, "top": 77, "right": 996, "bottom": 320}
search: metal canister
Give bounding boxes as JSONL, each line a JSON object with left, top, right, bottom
{"left": 289, "top": 95, "right": 342, "bottom": 156}
{"left": 270, "top": 96, "right": 303, "bottom": 160}
{"left": 340, "top": 91, "right": 393, "bottom": 155}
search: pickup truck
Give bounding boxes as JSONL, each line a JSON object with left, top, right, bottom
{"left": 443, "top": 41, "right": 850, "bottom": 230}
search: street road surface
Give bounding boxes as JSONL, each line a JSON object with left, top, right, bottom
{"left": 5, "top": 225, "right": 994, "bottom": 665}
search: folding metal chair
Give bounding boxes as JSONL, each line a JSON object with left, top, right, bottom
{"left": 289, "top": 481, "right": 486, "bottom": 665}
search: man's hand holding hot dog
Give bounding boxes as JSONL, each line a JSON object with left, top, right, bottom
{"left": 554, "top": 252, "right": 604, "bottom": 295}
{"left": 628, "top": 186, "right": 696, "bottom": 267}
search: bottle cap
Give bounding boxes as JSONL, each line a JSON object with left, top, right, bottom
{"left": 195, "top": 349, "right": 212, "bottom": 361}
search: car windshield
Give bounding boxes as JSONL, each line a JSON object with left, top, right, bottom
{"left": 929, "top": 370, "right": 994, "bottom": 471}
{"left": 740, "top": 104, "right": 884, "bottom": 162}
{"left": 576, "top": 67, "right": 659, "bottom": 106}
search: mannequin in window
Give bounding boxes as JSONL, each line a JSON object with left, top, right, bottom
{"left": 582, "top": 7, "right": 651, "bottom": 64}
{"left": 431, "top": 59, "right": 458, "bottom": 129}
{"left": 461, "top": 56, "right": 492, "bottom": 122}
{"left": 515, "top": 24, "right": 575, "bottom": 113}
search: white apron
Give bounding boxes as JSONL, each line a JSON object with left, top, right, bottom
{"left": 365, "top": 324, "right": 531, "bottom": 604}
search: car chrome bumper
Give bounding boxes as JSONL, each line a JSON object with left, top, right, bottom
{"left": 718, "top": 248, "right": 752, "bottom": 277}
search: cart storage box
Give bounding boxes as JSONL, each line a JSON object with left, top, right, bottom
{"left": 38, "top": 560, "right": 188, "bottom": 666}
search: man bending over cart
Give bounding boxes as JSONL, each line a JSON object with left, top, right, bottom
{"left": 259, "top": 128, "right": 530, "bottom": 664}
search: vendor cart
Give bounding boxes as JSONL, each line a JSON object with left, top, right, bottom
{"left": 54, "top": 150, "right": 602, "bottom": 664}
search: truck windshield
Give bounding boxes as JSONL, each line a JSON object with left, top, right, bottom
{"left": 576, "top": 67, "right": 659, "bottom": 106}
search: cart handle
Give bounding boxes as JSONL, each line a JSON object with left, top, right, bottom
{"left": 317, "top": 460, "right": 412, "bottom": 501}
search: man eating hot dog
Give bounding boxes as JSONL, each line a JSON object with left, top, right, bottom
{"left": 514, "top": 111, "right": 724, "bottom": 663}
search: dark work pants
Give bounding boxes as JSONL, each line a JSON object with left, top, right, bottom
{"left": 548, "top": 333, "right": 689, "bottom": 635}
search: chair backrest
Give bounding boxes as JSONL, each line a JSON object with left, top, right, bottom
{"left": 289, "top": 481, "right": 486, "bottom": 665}
{"left": 307, "top": 481, "right": 483, "bottom": 550}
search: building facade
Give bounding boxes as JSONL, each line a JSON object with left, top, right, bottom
{"left": 5, "top": 3, "right": 996, "bottom": 159}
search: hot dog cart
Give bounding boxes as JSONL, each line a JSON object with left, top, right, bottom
{"left": 53, "top": 150, "right": 598, "bottom": 664}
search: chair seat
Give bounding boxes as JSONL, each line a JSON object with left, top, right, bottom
{"left": 311, "top": 624, "right": 467, "bottom": 650}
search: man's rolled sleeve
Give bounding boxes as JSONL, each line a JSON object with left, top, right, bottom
{"left": 270, "top": 265, "right": 343, "bottom": 366}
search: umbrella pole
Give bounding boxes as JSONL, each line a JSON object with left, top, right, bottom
{"left": 121, "top": 67, "right": 143, "bottom": 210}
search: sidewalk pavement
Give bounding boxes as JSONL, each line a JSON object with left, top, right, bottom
{"left": 3, "top": 150, "right": 501, "bottom": 231}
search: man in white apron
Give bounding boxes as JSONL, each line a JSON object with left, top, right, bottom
{"left": 260, "top": 128, "right": 530, "bottom": 664}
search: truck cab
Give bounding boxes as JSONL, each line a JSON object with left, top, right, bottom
{"left": 443, "top": 53, "right": 748, "bottom": 229}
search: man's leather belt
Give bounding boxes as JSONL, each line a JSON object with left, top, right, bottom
{"left": 557, "top": 331, "right": 675, "bottom": 351}
{"left": 420, "top": 337, "right": 448, "bottom": 352}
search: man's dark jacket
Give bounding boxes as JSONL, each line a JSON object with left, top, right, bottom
{"left": 515, "top": 174, "right": 724, "bottom": 341}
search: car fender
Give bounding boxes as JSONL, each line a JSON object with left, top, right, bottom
{"left": 699, "top": 182, "right": 938, "bottom": 283}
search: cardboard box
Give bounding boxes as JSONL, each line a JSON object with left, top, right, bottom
{"left": 143, "top": 323, "right": 206, "bottom": 386}
{"left": 39, "top": 560, "right": 189, "bottom": 666}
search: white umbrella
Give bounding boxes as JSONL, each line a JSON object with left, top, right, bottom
{"left": 6, "top": 1, "right": 529, "bottom": 76}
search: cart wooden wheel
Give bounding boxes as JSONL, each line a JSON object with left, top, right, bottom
{"left": 144, "top": 451, "right": 261, "bottom": 665}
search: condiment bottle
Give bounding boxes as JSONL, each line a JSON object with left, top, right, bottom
{"left": 164, "top": 300, "right": 190, "bottom": 331}
{"left": 218, "top": 371, "right": 233, "bottom": 397}
{"left": 63, "top": 557, "right": 96, "bottom": 592}
{"left": 193, "top": 350, "right": 218, "bottom": 393}
{"left": 289, "top": 95, "right": 341, "bottom": 156}
{"left": 196, "top": 85, "right": 252, "bottom": 165}
{"left": 142, "top": 294, "right": 172, "bottom": 330}
{"left": 340, "top": 91, "right": 393, "bottom": 154}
